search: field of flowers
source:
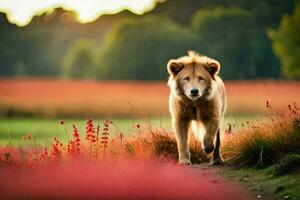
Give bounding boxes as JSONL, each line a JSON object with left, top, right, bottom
{"left": 0, "top": 78, "right": 299, "bottom": 117}
{"left": 1, "top": 102, "right": 299, "bottom": 166}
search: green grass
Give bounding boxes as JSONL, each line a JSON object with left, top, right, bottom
{"left": 0, "top": 114, "right": 260, "bottom": 146}
{"left": 0, "top": 117, "right": 169, "bottom": 146}
{"left": 221, "top": 165, "right": 300, "bottom": 200}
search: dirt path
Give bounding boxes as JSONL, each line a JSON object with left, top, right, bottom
{"left": 191, "top": 163, "right": 278, "bottom": 200}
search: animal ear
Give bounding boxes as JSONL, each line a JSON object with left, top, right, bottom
{"left": 167, "top": 59, "right": 184, "bottom": 76}
{"left": 206, "top": 61, "right": 220, "bottom": 79}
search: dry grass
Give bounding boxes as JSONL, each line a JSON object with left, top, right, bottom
{"left": 222, "top": 104, "right": 300, "bottom": 167}
{"left": 0, "top": 119, "right": 209, "bottom": 166}
{"left": 0, "top": 78, "right": 299, "bottom": 117}
{"left": 113, "top": 129, "right": 209, "bottom": 163}
{"left": 1, "top": 104, "right": 299, "bottom": 168}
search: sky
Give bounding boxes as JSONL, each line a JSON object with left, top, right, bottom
{"left": 0, "top": 0, "right": 161, "bottom": 26}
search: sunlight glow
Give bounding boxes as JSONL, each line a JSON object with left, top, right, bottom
{"left": 0, "top": 0, "right": 160, "bottom": 26}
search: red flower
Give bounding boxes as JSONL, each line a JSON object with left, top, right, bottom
{"left": 22, "top": 136, "right": 26, "bottom": 141}
{"left": 86, "top": 118, "right": 95, "bottom": 142}
{"left": 70, "top": 124, "right": 81, "bottom": 154}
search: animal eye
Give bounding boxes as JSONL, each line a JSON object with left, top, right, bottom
{"left": 183, "top": 76, "right": 190, "bottom": 81}
{"left": 198, "top": 76, "right": 204, "bottom": 81}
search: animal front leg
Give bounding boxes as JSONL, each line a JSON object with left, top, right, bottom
{"left": 202, "top": 119, "right": 219, "bottom": 155}
{"left": 173, "top": 118, "right": 190, "bottom": 164}
{"left": 211, "top": 129, "right": 224, "bottom": 165}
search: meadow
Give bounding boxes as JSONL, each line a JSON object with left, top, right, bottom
{"left": 0, "top": 78, "right": 299, "bottom": 200}
{"left": 0, "top": 100, "right": 299, "bottom": 200}
{"left": 1, "top": 78, "right": 298, "bottom": 145}
{"left": 0, "top": 78, "right": 299, "bottom": 117}
{"left": 0, "top": 115, "right": 262, "bottom": 146}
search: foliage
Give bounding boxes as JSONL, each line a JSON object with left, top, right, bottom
{"left": 96, "top": 16, "right": 195, "bottom": 80}
{"left": 215, "top": 0, "right": 296, "bottom": 27}
{"left": 149, "top": 0, "right": 209, "bottom": 24}
{"left": 0, "top": 14, "right": 18, "bottom": 76}
{"left": 269, "top": 2, "right": 300, "bottom": 79}
{"left": 192, "top": 7, "right": 280, "bottom": 79}
{"left": 62, "top": 39, "right": 96, "bottom": 78}
{"left": 0, "top": 1, "right": 297, "bottom": 79}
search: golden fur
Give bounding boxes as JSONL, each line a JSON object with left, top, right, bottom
{"left": 167, "top": 51, "right": 226, "bottom": 165}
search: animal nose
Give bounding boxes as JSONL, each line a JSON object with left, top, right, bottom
{"left": 190, "top": 88, "right": 199, "bottom": 95}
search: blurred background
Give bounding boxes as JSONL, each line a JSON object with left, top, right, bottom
{"left": 0, "top": 0, "right": 299, "bottom": 144}
{"left": 1, "top": 0, "right": 299, "bottom": 80}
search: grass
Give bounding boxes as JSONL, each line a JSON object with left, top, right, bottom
{"left": 0, "top": 103, "right": 299, "bottom": 199}
{"left": 222, "top": 104, "right": 300, "bottom": 167}
{"left": 0, "top": 114, "right": 260, "bottom": 146}
{"left": 220, "top": 164, "right": 300, "bottom": 200}
{"left": 0, "top": 117, "right": 168, "bottom": 145}
{"left": 1, "top": 106, "right": 298, "bottom": 165}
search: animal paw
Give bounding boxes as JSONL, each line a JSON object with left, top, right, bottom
{"left": 210, "top": 157, "right": 224, "bottom": 166}
{"left": 178, "top": 159, "right": 191, "bottom": 165}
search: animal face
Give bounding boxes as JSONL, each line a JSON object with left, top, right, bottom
{"left": 177, "top": 65, "right": 211, "bottom": 100}
{"left": 167, "top": 51, "right": 220, "bottom": 101}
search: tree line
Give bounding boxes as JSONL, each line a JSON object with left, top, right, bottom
{"left": 0, "top": 0, "right": 298, "bottom": 80}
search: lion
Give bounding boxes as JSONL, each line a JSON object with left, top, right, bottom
{"left": 167, "top": 51, "right": 226, "bottom": 165}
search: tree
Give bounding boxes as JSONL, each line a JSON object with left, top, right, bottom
{"left": 149, "top": 0, "right": 209, "bottom": 24}
{"left": 96, "top": 16, "right": 195, "bottom": 80}
{"left": 62, "top": 39, "right": 96, "bottom": 78}
{"left": 0, "top": 13, "right": 18, "bottom": 76}
{"left": 192, "top": 7, "right": 259, "bottom": 79}
{"left": 268, "top": 2, "right": 300, "bottom": 79}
